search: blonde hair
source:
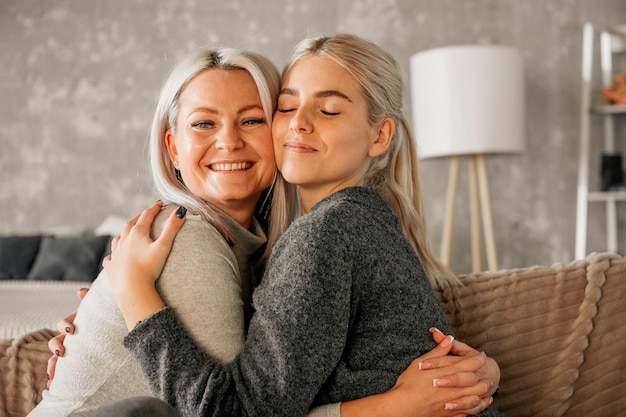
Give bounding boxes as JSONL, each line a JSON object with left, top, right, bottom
{"left": 149, "top": 47, "right": 281, "bottom": 255}
{"left": 280, "top": 34, "right": 459, "bottom": 287}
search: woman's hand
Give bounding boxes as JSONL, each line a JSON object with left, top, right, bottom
{"left": 391, "top": 335, "right": 493, "bottom": 417}
{"left": 103, "top": 201, "right": 186, "bottom": 330}
{"left": 46, "top": 288, "right": 89, "bottom": 388}
{"left": 424, "top": 328, "right": 500, "bottom": 399}
{"left": 341, "top": 335, "right": 491, "bottom": 417}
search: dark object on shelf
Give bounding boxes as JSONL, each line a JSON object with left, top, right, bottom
{"left": 601, "top": 153, "right": 623, "bottom": 191}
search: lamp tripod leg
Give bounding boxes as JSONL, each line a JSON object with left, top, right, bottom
{"left": 441, "top": 156, "right": 460, "bottom": 267}
{"left": 469, "top": 156, "right": 482, "bottom": 273}
{"left": 476, "top": 154, "right": 498, "bottom": 271}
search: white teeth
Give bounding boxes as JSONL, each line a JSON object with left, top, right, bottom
{"left": 210, "top": 162, "right": 252, "bottom": 171}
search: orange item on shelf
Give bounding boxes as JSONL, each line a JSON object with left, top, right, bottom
{"left": 602, "top": 73, "right": 626, "bottom": 105}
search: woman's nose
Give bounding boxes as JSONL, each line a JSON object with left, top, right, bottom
{"left": 215, "top": 126, "right": 244, "bottom": 151}
{"left": 289, "top": 108, "right": 313, "bottom": 133}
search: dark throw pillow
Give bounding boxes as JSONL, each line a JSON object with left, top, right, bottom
{"left": 0, "top": 236, "right": 43, "bottom": 279}
{"left": 26, "top": 235, "right": 111, "bottom": 282}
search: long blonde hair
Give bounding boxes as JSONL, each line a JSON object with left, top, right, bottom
{"left": 278, "top": 33, "right": 459, "bottom": 287}
{"left": 149, "top": 47, "right": 280, "bottom": 256}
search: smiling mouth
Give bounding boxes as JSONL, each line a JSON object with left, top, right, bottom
{"left": 284, "top": 142, "right": 316, "bottom": 152}
{"left": 210, "top": 162, "right": 253, "bottom": 172}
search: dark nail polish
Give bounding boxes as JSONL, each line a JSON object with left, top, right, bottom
{"left": 55, "top": 349, "right": 60, "bottom": 356}
{"left": 65, "top": 326, "right": 71, "bottom": 333}
{"left": 176, "top": 206, "right": 187, "bottom": 219}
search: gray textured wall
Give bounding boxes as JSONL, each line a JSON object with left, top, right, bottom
{"left": 1, "top": 0, "right": 625, "bottom": 274}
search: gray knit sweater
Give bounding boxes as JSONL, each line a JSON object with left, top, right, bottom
{"left": 124, "top": 187, "right": 502, "bottom": 417}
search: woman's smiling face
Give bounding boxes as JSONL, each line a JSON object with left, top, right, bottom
{"left": 272, "top": 55, "right": 384, "bottom": 211}
{"left": 166, "top": 68, "right": 276, "bottom": 218}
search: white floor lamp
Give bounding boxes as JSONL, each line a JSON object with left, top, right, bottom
{"left": 410, "top": 45, "right": 525, "bottom": 273}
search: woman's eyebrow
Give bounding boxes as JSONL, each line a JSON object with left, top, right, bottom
{"left": 316, "top": 90, "right": 352, "bottom": 102}
{"left": 278, "top": 87, "right": 297, "bottom": 96}
{"left": 190, "top": 106, "right": 219, "bottom": 115}
{"left": 237, "top": 104, "right": 264, "bottom": 115}
{"left": 278, "top": 87, "right": 353, "bottom": 103}
{"left": 189, "top": 104, "right": 262, "bottom": 115}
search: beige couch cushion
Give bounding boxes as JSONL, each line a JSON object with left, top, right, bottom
{"left": 563, "top": 253, "right": 626, "bottom": 417}
{"left": 434, "top": 252, "right": 626, "bottom": 417}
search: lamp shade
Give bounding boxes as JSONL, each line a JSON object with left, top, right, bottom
{"left": 410, "top": 45, "right": 525, "bottom": 159}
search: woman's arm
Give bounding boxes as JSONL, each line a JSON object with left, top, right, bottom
{"left": 104, "top": 202, "right": 247, "bottom": 362}
{"left": 46, "top": 292, "right": 85, "bottom": 388}
{"left": 47, "top": 201, "right": 246, "bottom": 383}
{"left": 50, "top": 305, "right": 495, "bottom": 417}
{"left": 107, "top": 205, "right": 356, "bottom": 416}
{"left": 341, "top": 334, "right": 496, "bottom": 417}
{"left": 339, "top": 323, "right": 500, "bottom": 417}
{"left": 151, "top": 205, "right": 246, "bottom": 364}
{"left": 122, "top": 310, "right": 493, "bottom": 417}
{"left": 46, "top": 201, "right": 174, "bottom": 383}
{"left": 109, "top": 217, "right": 354, "bottom": 417}
{"left": 103, "top": 201, "right": 182, "bottom": 330}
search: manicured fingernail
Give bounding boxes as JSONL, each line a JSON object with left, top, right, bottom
{"left": 445, "top": 403, "right": 457, "bottom": 411}
{"left": 433, "top": 378, "right": 450, "bottom": 387}
{"left": 65, "top": 326, "right": 71, "bottom": 333}
{"left": 176, "top": 206, "right": 187, "bottom": 219}
{"left": 418, "top": 362, "right": 431, "bottom": 370}
{"left": 440, "top": 335, "right": 454, "bottom": 347}
{"left": 430, "top": 327, "right": 444, "bottom": 334}
{"left": 55, "top": 349, "right": 60, "bottom": 356}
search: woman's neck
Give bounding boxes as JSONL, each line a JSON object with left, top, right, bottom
{"left": 298, "top": 183, "right": 359, "bottom": 213}
{"left": 211, "top": 201, "right": 256, "bottom": 230}
{"left": 227, "top": 210, "right": 254, "bottom": 230}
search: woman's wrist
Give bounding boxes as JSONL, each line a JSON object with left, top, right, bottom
{"left": 340, "top": 392, "right": 392, "bottom": 417}
{"left": 116, "top": 285, "right": 165, "bottom": 331}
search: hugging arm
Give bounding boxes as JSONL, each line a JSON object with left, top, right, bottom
{"left": 345, "top": 332, "right": 498, "bottom": 417}
{"left": 45, "top": 202, "right": 246, "bottom": 386}
{"left": 113, "top": 216, "right": 355, "bottom": 417}
{"left": 50, "top": 308, "right": 495, "bottom": 417}
{"left": 46, "top": 293, "right": 85, "bottom": 388}
{"left": 95, "top": 202, "right": 498, "bottom": 417}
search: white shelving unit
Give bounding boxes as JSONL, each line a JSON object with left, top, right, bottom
{"left": 576, "top": 23, "right": 626, "bottom": 259}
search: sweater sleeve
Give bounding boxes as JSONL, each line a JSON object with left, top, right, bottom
{"left": 152, "top": 208, "right": 245, "bottom": 365}
{"left": 124, "top": 217, "right": 352, "bottom": 417}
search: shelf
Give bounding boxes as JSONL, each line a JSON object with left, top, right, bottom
{"left": 591, "top": 104, "right": 626, "bottom": 114}
{"left": 588, "top": 190, "right": 626, "bottom": 201}
{"left": 576, "top": 23, "right": 626, "bottom": 259}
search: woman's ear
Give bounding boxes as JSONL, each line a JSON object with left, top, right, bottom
{"left": 165, "top": 129, "right": 178, "bottom": 165}
{"left": 368, "top": 117, "right": 395, "bottom": 158}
